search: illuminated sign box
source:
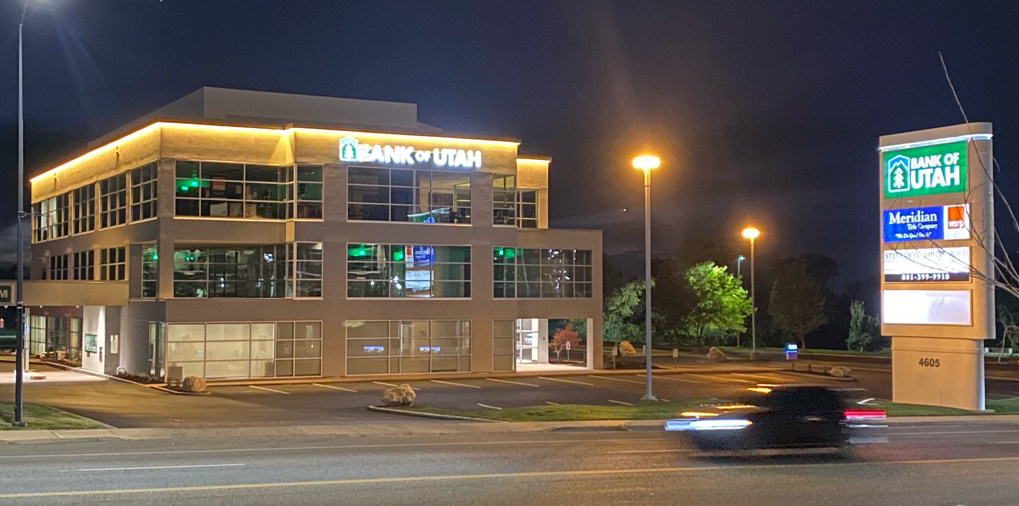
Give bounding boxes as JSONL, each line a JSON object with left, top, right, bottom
{"left": 882, "top": 290, "right": 971, "bottom": 326}
{"left": 882, "top": 204, "right": 969, "bottom": 243}
{"left": 883, "top": 246, "right": 970, "bottom": 282}
{"left": 883, "top": 141, "right": 967, "bottom": 198}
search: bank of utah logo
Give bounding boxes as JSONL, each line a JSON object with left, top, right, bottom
{"left": 882, "top": 140, "right": 967, "bottom": 198}
{"left": 886, "top": 155, "right": 910, "bottom": 194}
{"left": 339, "top": 137, "right": 358, "bottom": 162}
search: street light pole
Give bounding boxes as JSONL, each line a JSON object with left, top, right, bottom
{"left": 14, "top": 0, "right": 30, "bottom": 427}
{"left": 633, "top": 155, "right": 660, "bottom": 402}
{"left": 741, "top": 227, "right": 760, "bottom": 361}
{"left": 736, "top": 255, "right": 744, "bottom": 347}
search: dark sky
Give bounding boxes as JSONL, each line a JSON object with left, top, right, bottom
{"left": 1, "top": 0, "right": 1018, "bottom": 287}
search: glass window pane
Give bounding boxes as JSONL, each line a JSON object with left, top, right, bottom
{"left": 295, "top": 322, "right": 322, "bottom": 340}
{"left": 294, "top": 359, "right": 321, "bottom": 376}
{"left": 167, "top": 342, "right": 204, "bottom": 361}
{"left": 167, "top": 324, "right": 205, "bottom": 342}
{"left": 206, "top": 341, "right": 250, "bottom": 361}
{"left": 206, "top": 323, "right": 250, "bottom": 341}
{"left": 295, "top": 340, "right": 320, "bottom": 358}
{"left": 251, "top": 323, "right": 275, "bottom": 340}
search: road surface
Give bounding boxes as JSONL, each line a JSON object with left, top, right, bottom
{"left": 3, "top": 421, "right": 1019, "bottom": 505}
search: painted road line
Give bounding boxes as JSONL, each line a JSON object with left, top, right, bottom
{"left": 640, "top": 374, "right": 709, "bottom": 384}
{"left": 688, "top": 374, "right": 753, "bottom": 384}
{"left": 373, "top": 381, "right": 420, "bottom": 390}
{"left": 15, "top": 456, "right": 1019, "bottom": 498}
{"left": 486, "top": 378, "right": 540, "bottom": 388}
{"left": 591, "top": 375, "right": 644, "bottom": 385}
{"left": 607, "top": 449, "right": 692, "bottom": 454}
{"left": 61, "top": 463, "right": 245, "bottom": 473}
{"left": 538, "top": 376, "right": 595, "bottom": 386}
{"left": 313, "top": 383, "right": 358, "bottom": 393}
{"left": 732, "top": 373, "right": 795, "bottom": 383}
{"left": 0, "top": 439, "right": 666, "bottom": 460}
{"left": 249, "top": 385, "right": 290, "bottom": 395}
{"left": 607, "top": 400, "right": 634, "bottom": 406}
{"left": 431, "top": 380, "right": 483, "bottom": 389}
{"left": 477, "top": 403, "right": 503, "bottom": 410}
{"left": 545, "top": 401, "right": 560, "bottom": 405}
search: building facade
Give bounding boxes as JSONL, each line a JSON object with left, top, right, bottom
{"left": 25, "top": 88, "right": 603, "bottom": 381}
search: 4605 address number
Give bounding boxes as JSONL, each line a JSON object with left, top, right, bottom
{"left": 918, "top": 358, "right": 940, "bottom": 367}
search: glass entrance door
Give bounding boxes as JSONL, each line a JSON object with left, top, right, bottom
{"left": 515, "top": 318, "right": 539, "bottom": 364}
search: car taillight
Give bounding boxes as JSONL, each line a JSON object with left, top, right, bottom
{"left": 844, "top": 409, "right": 886, "bottom": 420}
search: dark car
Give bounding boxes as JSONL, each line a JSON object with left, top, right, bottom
{"left": 665, "top": 385, "right": 884, "bottom": 452}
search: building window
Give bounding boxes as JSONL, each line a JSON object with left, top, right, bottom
{"left": 346, "top": 320, "right": 471, "bottom": 375}
{"left": 296, "top": 164, "right": 323, "bottom": 219}
{"left": 175, "top": 161, "right": 292, "bottom": 220}
{"left": 100, "top": 247, "right": 126, "bottom": 281}
{"left": 492, "top": 320, "right": 516, "bottom": 372}
{"left": 493, "top": 175, "right": 516, "bottom": 226}
{"left": 130, "top": 162, "right": 158, "bottom": 222}
{"left": 275, "top": 321, "right": 323, "bottom": 377}
{"left": 165, "top": 321, "right": 321, "bottom": 379}
{"left": 347, "top": 243, "right": 471, "bottom": 298}
{"left": 493, "top": 248, "right": 593, "bottom": 298}
{"left": 173, "top": 245, "right": 292, "bottom": 298}
{"left": 47, "top": 254, "right": 70, "bottom": 280}
{"left": 100, "top": 173, "right": 128, "bottom": 228}
{"left": 32, "top": 194, "right": 70, "bottom": 242}
{"left": 517, "top": 189, "right": 538, "bottom": 228}
{"left": 347, "top": 166, "right": 471, "bottom": 224}
{"left": 142, "top": 246, "right": 158, "bottom": 297}
{"left": 73, "top": 185, "right": 96, "bottom": 234}
{"left": 73, "top": 250, "right": 94, "bottom": 280}
{"left": 295, "top": 242, "right": 323, "bottom": 297}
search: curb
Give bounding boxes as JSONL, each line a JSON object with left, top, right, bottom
{"left": 366, "top": 405, "right": 500, "bottom": 422}
{"left": 781, "top": 370, "right": 857, "bottom": 382}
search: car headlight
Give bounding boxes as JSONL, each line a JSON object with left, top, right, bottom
{"left": 688, "top": 419, "right": 752, "bottom": 431}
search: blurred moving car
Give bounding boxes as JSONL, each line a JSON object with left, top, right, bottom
{"left": 665, "top": 385, "right": 885, "bottom": 452}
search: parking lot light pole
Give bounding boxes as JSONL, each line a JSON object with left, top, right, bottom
{"left": 741, "top": 227, "right": 761, "bottom": 361}
{"left": 633, "top": 154, "right": 660, "bottom": 402}
{"left": 13, "top": 0, "right": 31, "bottom": 427}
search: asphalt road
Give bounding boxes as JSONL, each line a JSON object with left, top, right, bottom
{"left": 4, "top": 422, "right": 1019, "bottom": 505}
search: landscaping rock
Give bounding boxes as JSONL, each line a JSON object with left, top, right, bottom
{"left": 181, "top": 376, "right": 207, "bottom": 393}
{"left": 828, "top": 366, "right": 852, "bottom": 378}
{"left": 618, "top": 341, "right": 638, "bottom": 356}
{"left": 706, "top": 347, "right": 727, "bottom": 362}
{"left": 382, "top": 384, "right": 417, "bottom": 407}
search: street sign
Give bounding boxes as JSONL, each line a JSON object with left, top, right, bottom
{"left": 0, "top": 284, "right": 12, "bottom": 304}
{"left": 784, "top": 343, "right": 798, "bottom": 360}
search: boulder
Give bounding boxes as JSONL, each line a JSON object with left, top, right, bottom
{"left": 828, "top": 366, "right": 852, "bottom": 378}
{"left": 382, "top": 384, "right": 417, "bottom": 407}
{"left": 618, "top": 341, "right": 638, "bottom": 356}
{"left": 181, "top": 376, "right": 207, "bottom": 393}
{"left": 706, "top": 347, "right": 727, "bottom": 362}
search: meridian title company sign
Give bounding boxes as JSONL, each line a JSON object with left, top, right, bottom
{"left": 882, "top": 204, "right": 970, "bottom": 243}
{"left": 883, "top": 141, "right": 967, "bottom": 198}
{"left": 339, "top": 136, "right": 482, "bottom": 169}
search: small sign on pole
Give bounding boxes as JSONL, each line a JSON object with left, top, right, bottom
{"left": 784, "top": 343, "right": 798, "bottom": 360}
{"left": 672, "top": 348, "right": 679, "bottom": 368}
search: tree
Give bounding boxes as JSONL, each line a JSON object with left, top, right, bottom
{"left": 684, "top": 261, "right": 752, "bottom": 343}
{"left": 846, "top": 300, "right": 879, "bottom": 352}
{"left": 603, "top": 279, "right": 651, "bottom": 344}
{"left": 551, "top": 324, "right": 580, "bottom": 362}
{"left": 769, "top": 260, "right": 827, "bottom": 349}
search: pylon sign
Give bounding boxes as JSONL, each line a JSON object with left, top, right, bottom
{"left": 878, "top": 123, "right": 994, "bottom": 411}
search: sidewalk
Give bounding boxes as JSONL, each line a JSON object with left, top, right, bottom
{"left": 5, "top": 414, "right": 1019, "bottom": 444}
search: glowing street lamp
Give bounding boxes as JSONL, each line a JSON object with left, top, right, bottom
{"left": 741, "top": 227, "right": 761, "bottom": 359}
{"left": 633, "top": 154, "right": 660, "bottom": 401}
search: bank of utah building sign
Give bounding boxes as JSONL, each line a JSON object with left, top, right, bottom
{"left": 878, "top": 124, "right": 994, "bottom": 411}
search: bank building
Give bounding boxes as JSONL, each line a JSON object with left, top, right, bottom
{"left": 18, "top": 87, "right": 603, "bottom": 382}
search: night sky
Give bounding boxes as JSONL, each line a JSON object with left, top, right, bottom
{"left": 1, "top": 1, "right": 1018, "bottom": 289}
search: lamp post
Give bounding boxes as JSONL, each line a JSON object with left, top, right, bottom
{"left": 12, "top": 0, "right": 31, "bottom": 428}
{"left": 741, "top": 227, "right": 760, "bottom": 360}
{"left": 633, "top": 154, "right": 660, "bottom": 401}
